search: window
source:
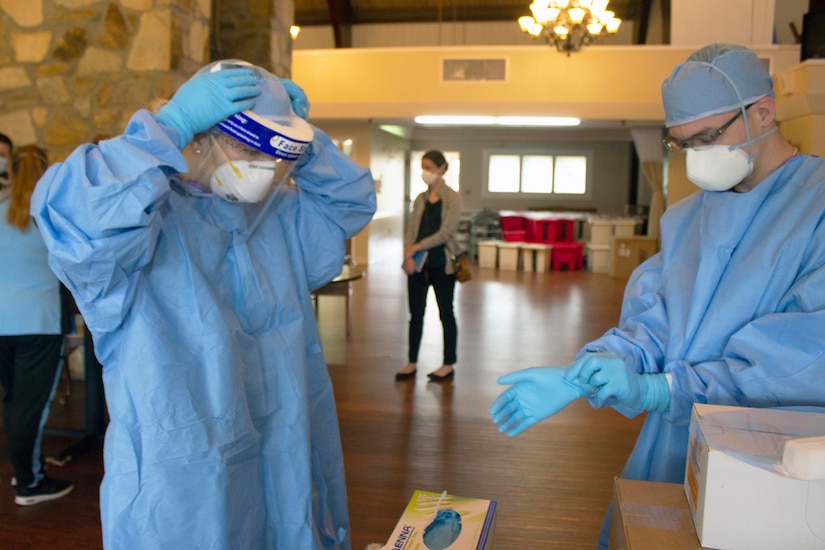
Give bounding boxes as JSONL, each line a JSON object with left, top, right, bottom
{"left": 484, "top": 151, "right": 590, "bottom": 197}
{"left": 409, "top": 150, "right": 460, "bottom": 201}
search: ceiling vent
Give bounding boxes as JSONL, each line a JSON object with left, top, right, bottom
{"left": 442, "top": 58, "right": 507, "bottom": 82}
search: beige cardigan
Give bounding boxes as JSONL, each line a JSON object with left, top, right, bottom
{"left": 405, "top": 184, "right": 463, "bottom": 275}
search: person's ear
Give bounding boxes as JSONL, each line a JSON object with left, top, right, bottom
{"left": 190, "top": 133, "right": 209, "bottom": 155}
{"left": 751, "top": 97, "right": 776, "bottom": 129}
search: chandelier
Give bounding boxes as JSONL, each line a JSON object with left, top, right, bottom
{"left": 519, "top": 0, "right": 622, "bottom": 56}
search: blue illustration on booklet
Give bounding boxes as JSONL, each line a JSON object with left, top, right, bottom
{"left": 413, "top": 250, "right": 428, "bottom": 272}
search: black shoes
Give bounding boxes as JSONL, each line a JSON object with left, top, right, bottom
{"left": 395, "top": 369, "right": 417, "bottom": 381}
{"left": 15, "top": 476, "right": 74, "bottom": 506}
{"left": 427, "top": 368, "right": 455, "bottom": 382}
{"left": 396, "top": 366, "right": 455, "bottom": 381}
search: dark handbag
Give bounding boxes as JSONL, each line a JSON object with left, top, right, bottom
{"left": 452, "top": 252, "right": 472, "bottom": 283}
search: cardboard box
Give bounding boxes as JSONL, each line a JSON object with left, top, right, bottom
{"left": 609, "top": 478, "right": 703, "bottom": 550}
{"left": 685, "top": 404, "right": 825, "bottom": 550}
{"left": 610, "top": 237, "right": 658, "bottom": 279}
{"left": 383, "top": 490, "right": 497, "bottom": 550}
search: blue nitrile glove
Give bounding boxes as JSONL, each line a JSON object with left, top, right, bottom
{"left": 156, "top": 68, "right": 262, "bottom": 149}
{"left": 567, "top": 352, "right": 671, "bottom": 413}
{"left": 280, "top": 78, "right": 310, "bottom": 120}
{"left": 423, "top": 509, "right": 462, "bottom": 550}
{"left": 490, "top": 366, "right": 590, "bottom": 437}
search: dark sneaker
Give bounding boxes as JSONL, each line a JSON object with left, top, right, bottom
{"left": 15, "top": 477, "right": 74, "bottom": 506}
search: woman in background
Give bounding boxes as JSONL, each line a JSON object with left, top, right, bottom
{"left": 0, "top": 144, "right": 74, "bottom": 505}
{"left": 397, "top": 150, "right": 463, "bottom": 382}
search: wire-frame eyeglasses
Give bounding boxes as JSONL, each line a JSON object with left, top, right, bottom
{"left": 663, "top": 104, "right": 752, "bottom": 152}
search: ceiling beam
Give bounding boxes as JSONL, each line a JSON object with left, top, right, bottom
{"left": 635, "top": 0, "right": 652, "bottom": 44}
{"left": 325, "top": 0, "right": 355, "bottom": 47}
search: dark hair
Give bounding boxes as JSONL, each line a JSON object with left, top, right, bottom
{"left": 422, "top": 150, "right": 448, "bottom": 173}
{"left": 0, "top": 134, "right": 14, "bottom": 161}
{"left": 0, "top": 133, "right": 12, "bottom": 153}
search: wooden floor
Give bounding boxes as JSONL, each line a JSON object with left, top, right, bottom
{"left": 0, "top": 258, "right": 644, "bottom": 549}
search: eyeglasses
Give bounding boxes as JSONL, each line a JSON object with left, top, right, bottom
{"left": 663, "top": 105, "right": 751, "bottom": 152}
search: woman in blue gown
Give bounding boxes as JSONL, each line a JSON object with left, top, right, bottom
{"left": 31, "top": 61, "right": 375, "bottom": 549}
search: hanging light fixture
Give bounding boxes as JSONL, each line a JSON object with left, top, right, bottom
{"left": 519, "top": 0, "right": 622, "bottom": 56}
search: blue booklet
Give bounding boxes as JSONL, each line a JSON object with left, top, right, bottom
{"left": 413, "top": 250, "right": 428, "bottom": 272}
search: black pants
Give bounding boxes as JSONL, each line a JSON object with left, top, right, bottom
{"left": 0, "top": 334, "right": 64, "bottom": 487}
{"left": 408, "top": 267, "right": 457, "bottom": 364}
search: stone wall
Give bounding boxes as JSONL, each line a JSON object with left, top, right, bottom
{"left": 0, "top": 0, "right": 293, "bottom": 161}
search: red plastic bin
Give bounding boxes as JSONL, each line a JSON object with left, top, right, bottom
{"left": 534, "top": 220, "right": 557, "bottom": 243}
{"left": 499, "top": 215, "right": 526, "bottom": 232}
{"left": 551, "top": 242, "right": 584, "bottom": 271}
{"left": 502, "top": 230, "right": 527, "bottom": 242}
{"left": 555, "top": 219, "right": 575, "bottom": 242}
{"left": 522, "top": 217, "right": 539, "bottom": 242}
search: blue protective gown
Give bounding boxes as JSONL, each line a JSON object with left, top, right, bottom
{"left": 30, "top": 111, "right": 376, "bottom": 549}
{"left": 581, "top": 154, "right": 825, "bottom": 548}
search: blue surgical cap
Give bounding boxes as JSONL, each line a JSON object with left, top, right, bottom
{"left": 661, "top": 44, "right": 775, "bottom": 128}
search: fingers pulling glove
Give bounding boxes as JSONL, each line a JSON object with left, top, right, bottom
{"left": 489, "top": 366, "right": 589, "bottom": 437}
{"left": 280, "top": 78, "right": 310, "bottom": 120}
{"left": 157, "top": 68, "right": 262, "bottom": 150}
{"left": 566, "top": 352, "right": 671, "bottom": 413}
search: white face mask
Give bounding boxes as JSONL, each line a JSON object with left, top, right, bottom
{"left": 686, "top": 145, "right": 753, "bottom": 192}
{"left": 209, "top": 160, "right": 279, "bottom": 203}
{"left": 421, "top": 170, "right": 439, "bottom": 185}
{"left": 685, "top": 126, "right": 777, "bottom": 192}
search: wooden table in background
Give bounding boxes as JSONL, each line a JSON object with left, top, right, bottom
{"left": 312, "top": 264, "right": 366, "bottom": 336}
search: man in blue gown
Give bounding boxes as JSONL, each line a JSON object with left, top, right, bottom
{"left": 31, "top": 60, "right": 375, "bottom": 548}
{"left": 490, "top": 44, "right": 825, "bottom": 548}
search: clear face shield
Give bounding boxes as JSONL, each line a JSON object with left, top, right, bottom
{"left": 184, "top": 60, "right": 315, "bottom": 203}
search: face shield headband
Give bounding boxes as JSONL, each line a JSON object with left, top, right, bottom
{"left": 216, "top": 110, "right": 311, "bottom": 163}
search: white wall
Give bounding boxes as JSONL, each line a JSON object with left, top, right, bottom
{"left": 671, "top": 0, "right": 776, "bottom": 46}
